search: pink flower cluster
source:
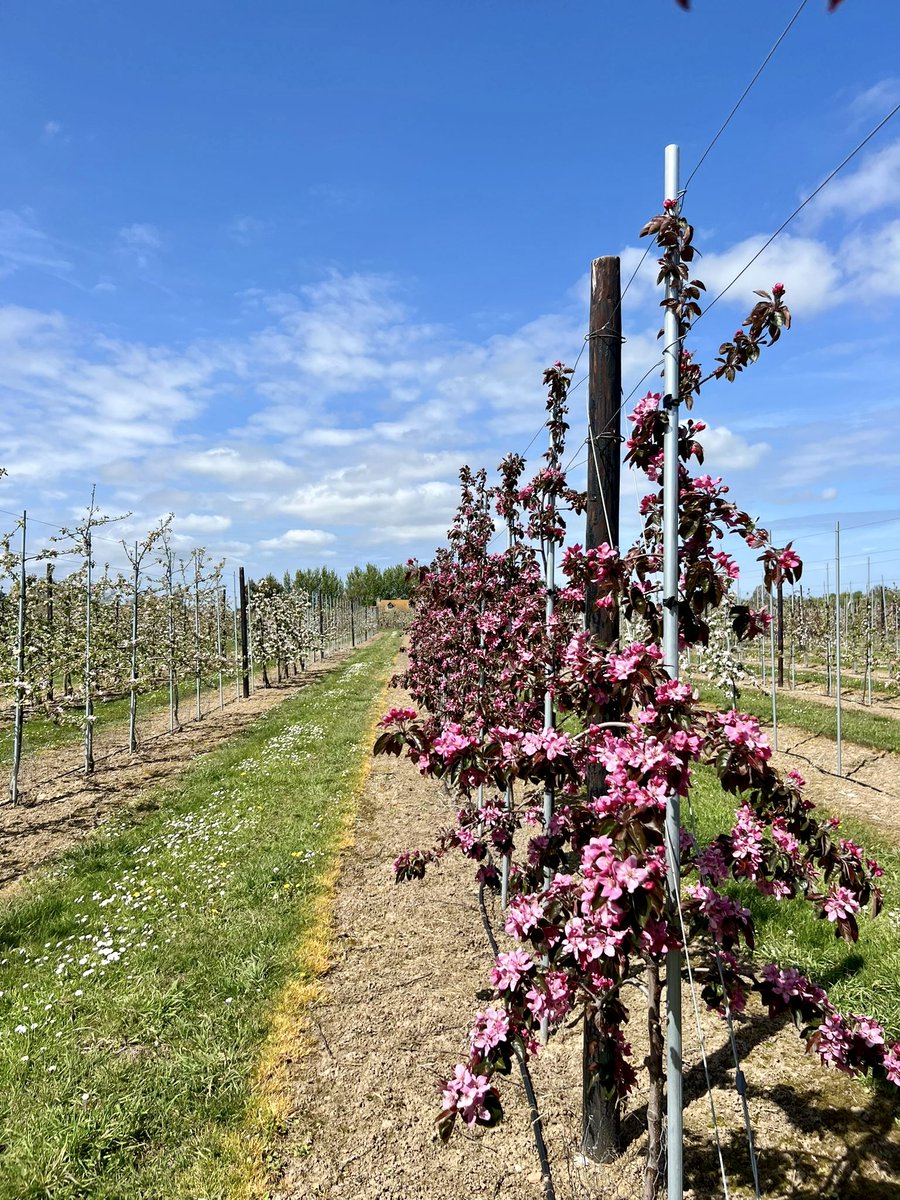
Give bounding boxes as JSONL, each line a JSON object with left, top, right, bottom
{"left": 440, "top": 1064, "right": 493, "bottom": 1126}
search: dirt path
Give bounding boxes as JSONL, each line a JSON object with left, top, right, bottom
{"left": 269, "top": 674, "right": 900, "bottom": 1200}
{"left": 766, "top": 723, "right": 900, "bottom": 841}
{"left": 748, "top": 679, "right": 900, "bottom": 719}
{"left": 0, "top": 650, "right": 358, "bottom": 893}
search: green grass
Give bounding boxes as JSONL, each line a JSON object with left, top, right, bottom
{"left": 0, "top": 677, "right": 240, "bottom": 764}
{"left": 693, "top": 680, "right": 900, "bottom": 755}
{"left": 0, "top": 664, "right": 299, "bottom": 765}
{"left": 788, "top": 666, "right": 897, "bottom": 697}
{"left": 689, "top": 766, "right": 900, "bottom": 1039}
{"left": 0, "top": 633, "right": 399, "bottom": 1200}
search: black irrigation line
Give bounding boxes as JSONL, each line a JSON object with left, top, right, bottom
{"left": 436, "top": 773, "right": 557, "bottom": 1199}
{"left": 477, "top": 881, "right": 557, "bottom": 1200}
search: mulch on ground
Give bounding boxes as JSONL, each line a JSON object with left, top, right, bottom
{"left": 269, "top": 667, "right": 900, "bottom": 1200}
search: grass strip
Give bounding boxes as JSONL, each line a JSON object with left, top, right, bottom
{"left": 0, "top": 676, "right": 246, "bottom": 765}
{"left": 0, "top": 632, "right": 400, "bottom": 1200}
{"left": 788, "top": 666, "right": 896, "bottom": 697}
{"left": 688, "top": 766, "right": 900, "bottom": 1039}
{"left": 693, "top": 681, "right": 900, "bottom": 756}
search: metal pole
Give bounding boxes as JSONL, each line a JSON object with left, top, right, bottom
{"left": 45, "top": 562, "right": 54, "bottom": 704}
{"left": 10, "top": 512, "right": 27, "bottom": 804}
{"left": 167, "top": 551, "right": 179, "bottom": 731}
{"left": 84, "top": 525, "right": 94, "bottom": 774}
{"left": 232, "top": 573, "right": 241, "bottom": 700}
{"left": 835, "top": 523, "right": 843, "bottom": 776}
{"left": 129, "top": 542, "right": 139, "bottom": 752}
{"left": 662, "top": 142, "right": 683, "bottom": 1200}
{"left": 238, "top": 567, "right": 250, "bottom": 698}
{"left": 193, "top": 552, "right": 202, "bottom": 721}
{"left": 216, "top": 586, "right": 225, "bottom": 709}
{"left": 501, "top": 518, "right": 515, "bottom": 912}
{"left": 769, "top": 588, "right": 778, "bottom": 750}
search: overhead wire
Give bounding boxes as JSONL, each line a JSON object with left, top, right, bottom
{"left": 682, "top": 0, "right": 813, "bottom": 196}
{"left": 699, "top": 99, "right": 900, "bottom": 321}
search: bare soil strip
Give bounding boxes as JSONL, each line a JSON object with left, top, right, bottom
{"left": 0, "top": 652, "right": 355, "bottom": 893}
{"left": 752, "top": 680, "right": 900, "bottom": 719}
{"left": 767, "top": 723, "right": 900, "bottom": 841}
{"left": 270, "top": 677, "right": 900, "bottom": 1200}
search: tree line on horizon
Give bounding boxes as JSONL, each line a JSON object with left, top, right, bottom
{"left": 250, "top": 562, "right": 412, "bottom": 606}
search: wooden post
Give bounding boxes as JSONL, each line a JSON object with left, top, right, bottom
{"left": 582, "top": 255, "right": 623, "bottom": 1162}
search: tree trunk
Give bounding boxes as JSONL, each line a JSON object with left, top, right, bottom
{"left": 581, "top": 1004, "right": 621, "bottom": 1161}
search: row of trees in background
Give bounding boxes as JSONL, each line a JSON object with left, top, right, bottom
{"left": 279, "top": 562, "right": 411, "bottom": 605}
{"left": 698, "top": 583, "right": 900, "bottom": 706}
{"left": 0, "top": 509, "right": 380, "bottom": 802}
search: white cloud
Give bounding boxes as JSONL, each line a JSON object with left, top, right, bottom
{"left": 782, "top": 426, "right": 900, "bottom": 488}
{"left": 258, "top": 528, "right": 337, "bottom": 550}
{"left": 698, "top": 426, "right": 770, "bottom": 471}
{"left": 178, "top": 447, "right": 294, "bottom": 483}
{"left": 227, "top": 215, "right": 269, "bottom": 244}
{"left": 0, "top": 305, "right": 219, "bottom": 483}
{"left": 842, "top": 217, "right": 900, "bottom": 299}
{"left": 118, "top": 223, "right": 162, "bottom": 250}
{"left": 42, "top": 121, "right": 63, "bottom": 139}
{"left": 849, "top": 80, "right": 900, "bottom": 123}
{"left": 275, "top": 477, "right": 458, "bottom": 525}
{"left": 809, "top": 139, "right": 900, "bottom": 222}
{"left": 176, "top": 513, "right": 232, "bottom": 535}
{"left": 696, "top": 233, "right": 839, "bottom": 317}
{"left": 117, "top": 223, "right": 163, "bottom": 269}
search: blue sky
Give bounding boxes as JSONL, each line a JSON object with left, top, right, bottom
{"left": 1, "top": 0, "right": 899, "bottom": 593}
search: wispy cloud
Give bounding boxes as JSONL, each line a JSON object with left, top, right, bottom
{"left": 258, "top": 528, "right": 337, "bottom": 551}
{"left": 226, "top": 215, "right": 270, "bottom": 244}
{"left": 0, "top": 211, "right": 73, "bottom": 280}
{"left": 117, "top": 223, "right": 163, "bottom": 269}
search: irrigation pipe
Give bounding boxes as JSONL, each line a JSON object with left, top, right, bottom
{"left": 478, "top": 881, "right": 557, "bottom": 1200}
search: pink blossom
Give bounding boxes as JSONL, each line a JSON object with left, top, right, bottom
{"left": 884, "top": 1043, "right": 900, "bottom": 1085}
{"left": 441, "top": 1064, "right": 493, "bottom": 1125}
{"left": 815, "top": 1013, "right": 853, "bottom": 1072}
{"left": 853, "top": 1016, "right": 885, "bottom": 1049}
{"left": 504, "top": 894, "right": 543, "bottom": 940}
{"left": 823, "top": 887, "right": 860, "bottom": 923}
{"left": 433, "top": 723, "right": 475, "bottom": 760}
{"left": 469, "top": 1007, "right": 511, "bottom": 1054}
{"left": 379, "top": 707, "right": 418, "bottom": 726}
{"left": 776, "top": 547, "right": 801, "bottom": 572}
{"left": 490, "top": 949, "right": 534, "bottom": 992}
{"left": 525, "top": 970, "right": 573, "bottom": 1025}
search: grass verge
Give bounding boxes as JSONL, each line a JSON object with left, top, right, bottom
{"left": 688, "top": 766, "right": 900, "bottom": 1039}
{"left": 693, "top": 680, "right": 900, "bottom": 756}
{"left": 0, "top": 632, "right": 400, "bottom": 1200}
{"left": 0, "top": 675, "right": 248, "bottom": 766}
